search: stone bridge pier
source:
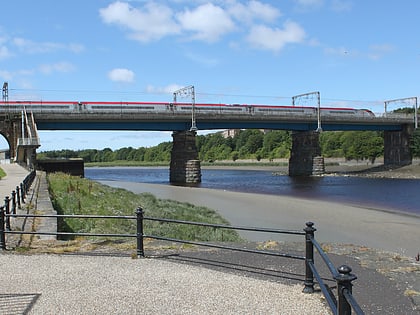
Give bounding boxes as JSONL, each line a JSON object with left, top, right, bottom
{"left": 289, "top": 131, "right": 324, "bottom": 176}
{"left": 384, "top": 124, "right": 413, "bottom": 166}
{"left": 0, "top": 115, "right": 20, "bottom": 159}
{"left": 0, "top": 114, "right": 38, "bottom": 168}
{"left": 170, "top": 130, "right": 201, "bottom": 184}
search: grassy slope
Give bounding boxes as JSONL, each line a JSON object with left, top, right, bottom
{"left": 48, "top": 173, "right": 242, "bottom": 242}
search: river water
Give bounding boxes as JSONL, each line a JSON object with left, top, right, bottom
{"left": 85, "top": 167, "right": 420, "bottom": 217}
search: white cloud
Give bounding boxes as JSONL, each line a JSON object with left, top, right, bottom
{"left": 323, "top": 44, "right": 393, "bottom": 60}
{"left": 331, "top": 0, "right": 352, "bottom": 12}
{"left": 108, "top": 68, "right": 135, "bottom": 83}
{"left": 146, "top": 84, "right": 185, "bottom": 95}
{"left": 100, "top": 1, "right": 306, "bottom": 52}
{"left": 176, "top": 3, "right": 235, "bottom": 42}
{"left": 228, "top": 0, "right": 282, "bottom": 24}
{"left": 368, "top": 44, "right": 394, "bottom": 60}
{"left": 295, "top": 0, "right": 352, "bottom": 12}
{"left": 324, "top": 46, "right": 351, "bottom": 56}
{"left": 0, "top": 70, "right": 13, "bottom": 81}
{"left": 247, "top": 21, "right": 306, "bottom": 52}
{"left": 39, "top": 62, "right": 75, "bottom": 75}
{"left": 99, "top": 1, "right": 180, "bottom": 42}
{"left": 0, "top": 46, "right": 12, "bottom": 59}
{"left": 12, "top": 37, "right": 84, "bottom": 54}
{"left": 184, "top": 51, "right": 220, "bottom": 67}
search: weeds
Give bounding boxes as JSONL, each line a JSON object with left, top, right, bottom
{"left": 47, "top": 173, "right": 242, "bottom": 243}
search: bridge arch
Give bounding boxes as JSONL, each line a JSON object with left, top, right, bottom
{"left": 0, "top": 132, "right": 11, "bottom": 159}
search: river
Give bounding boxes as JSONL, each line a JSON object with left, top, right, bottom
{"left": 85, "top": 167, "right": 420, "bottom": 217}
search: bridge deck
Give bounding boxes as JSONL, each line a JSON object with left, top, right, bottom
{"left": 33, "top": 111, "right": 409, "bottom": 131}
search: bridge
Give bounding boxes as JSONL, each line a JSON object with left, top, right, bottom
{"left": 0, "top": 100, "right": 416, "bottom": 182}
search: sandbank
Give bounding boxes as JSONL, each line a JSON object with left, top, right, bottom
{"left": 99, "top": 180, "right": 420, "bottom": 258}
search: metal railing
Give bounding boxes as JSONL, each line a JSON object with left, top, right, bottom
{"left": 1, "top": 170, "right": 36, "bottom": 230}
{"left": 17, "top": 138, "right": 41, "bottom": 146}
{"left": 304, "top": 222, "right": 365, "bottom": 315}
{"left": 0, "top": 202, "right": 364, "bottom": 314}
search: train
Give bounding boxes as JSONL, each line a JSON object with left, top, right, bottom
{"left": 0, "top": 100, "right": 375, "bottom": 118}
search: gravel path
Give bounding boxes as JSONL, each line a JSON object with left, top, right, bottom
{"left": 0, "top": 253, "right": 328, "bottom": 314}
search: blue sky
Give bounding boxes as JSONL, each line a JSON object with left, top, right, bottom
{"left": 1, "top": 0, "right": 419, "bottom": 151}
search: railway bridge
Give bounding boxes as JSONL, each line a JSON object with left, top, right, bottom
{"left": 0, "top": 100, "right": 416, "bottom": 183}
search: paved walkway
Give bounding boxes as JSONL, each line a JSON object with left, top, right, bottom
{"left": 0, "top": 163, "right": 31, "bottom": 201}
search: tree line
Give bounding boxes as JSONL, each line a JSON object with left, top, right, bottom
{"left": 37, "top": 128, "right": 420, "bottom": 163}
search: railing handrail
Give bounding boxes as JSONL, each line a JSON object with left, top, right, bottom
{"left": 305, "top": 222, "right": 365, "bottom": 315}
{"left": 143, "top": 215, "right": 306, "bottom": 235}
{"left": 310, "top": 234, "right": 339, "bottom": 277}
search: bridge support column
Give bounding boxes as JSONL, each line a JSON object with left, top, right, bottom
{"left": 384, "top": 124, "right": 413, "bottom": 166}
{"left": 289, "top": 131, "right": 324, "bottom": 176}
{"left": 170, "top": 131, "right": 201, "bottom": 184}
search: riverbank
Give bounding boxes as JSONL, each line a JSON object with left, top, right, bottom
{"left": 202, "top": 157, "right": 420, "bottom": 179}
{"left": 99, "top": 180, "right": 420, "bottom": 257}
{"left": 86, "top": 157, "right": 420, "bottom": 179}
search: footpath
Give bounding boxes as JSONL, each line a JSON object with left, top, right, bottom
{"left": 0, "top": 163, "right": 419, "bottom": 314}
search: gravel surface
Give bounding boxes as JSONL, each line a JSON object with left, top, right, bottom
{"left": 0, "top": 253, "right": 329, "bottom": 314}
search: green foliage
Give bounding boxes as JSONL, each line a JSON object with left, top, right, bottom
{"left": 38, "top": 129, "right": 391, "bottom": 163}
{"left": 320, "top": 131, "right": 383, "bottom": 162}
{"left": 393, "top": 107, "right": 415, "bottom": 114}
{"left": 39, "top": 130, "right": 293, "bottom": 163}
{"left": 411, "top": 128, "right": 420, "bottom": 157}
{"left": 38, "top": 141, "right": 173, "bottom": 163}
{"left": 0, "top": 167, "right": 6, "bottom": 179}
{"left": 47, "top": 173, "right": 242, "bottom": 242}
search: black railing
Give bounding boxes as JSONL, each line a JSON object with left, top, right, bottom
{"left": 304, "top": 222, "right": 365, "bottom": 315}
{"left": 0, "top": 203, "right": 365, "bottom": 315}
{"left": 2, "top": 170, "right": 36, "bottom": 231}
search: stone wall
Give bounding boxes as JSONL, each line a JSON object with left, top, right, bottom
{"left": 170, "top": 131, "right": 202, "bottom": 183}
{"left": 36, "top": 158, "right": 84, "bottom": 177}
{"left": 384, "top": 124, "right": 413, "bottom": 166}
{"left": 289, "top": 131, "right": 323, "bottom": 176}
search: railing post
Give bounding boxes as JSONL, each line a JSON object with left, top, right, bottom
{"left": 4, "top": 196, "right": 10, "bottom": 231}
{"left": 303, "top": 221, "right": 316, "bottom": 293}
{"left": 20, "top": 183, "right": 25, "bottom": 203}
{"left": 16, "top": 186, "right": 21, "bottom": 209}
{"left": 136, "top": 207, "right": 144, "bottom": 258}
{"left": 335, "top": 265, "right": 357, "bottom": 315}
{"left": 0, "top": 206, "right": 6, "bottom": 250}
{"left": 11, "top": 190, "right": 17, "bottom": 215}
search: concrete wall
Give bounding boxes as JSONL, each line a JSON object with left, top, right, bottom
{"left": 36, "top": 159, "right": 84, "bottom": 177}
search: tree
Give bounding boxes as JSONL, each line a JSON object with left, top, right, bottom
{"left": 411, "top": 129, "right": 420, "bottom": 157}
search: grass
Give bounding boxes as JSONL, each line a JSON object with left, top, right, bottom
{"left": 0, "top": 167, "right": 6, "bottom": 179}
{"left": 47, "top": 173, "right": 242, "bottom": 243}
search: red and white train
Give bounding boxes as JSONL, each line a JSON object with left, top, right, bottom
{"left": 0, "top": 100, "right": 375, "bottom": 117}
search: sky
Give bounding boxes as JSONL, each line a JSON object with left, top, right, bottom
{"left": 0, "top": 0, "right": 419, "bottom": 151}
